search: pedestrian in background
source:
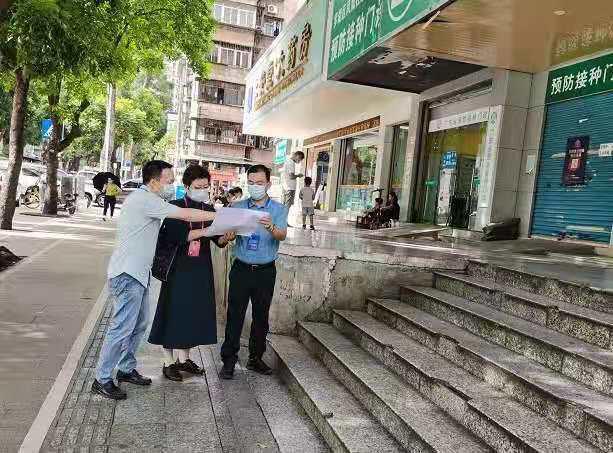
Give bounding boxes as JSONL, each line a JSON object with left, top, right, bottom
{"left": 299, "top": 176, "right": 315, "bottom": 230}
{"left": 281, "top": 151, "right": 305, "bottom": 209}
{"left": 102, "top": 177, "right": 121, "bottom": 221}
{"left": 220, "top": 164, "right": 288, "bottom": 380}
{"left": 227, "top": 187, "right": 243, "bottom": 205}
{"left": 92, "top": 160, "right": 217, "bottom": 401}
{"left": 149, "top": 165, "right": 234, "bottom": 381}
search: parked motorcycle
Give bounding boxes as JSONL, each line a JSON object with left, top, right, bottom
{"left": 23, "top": 175, "right": 79, "bottom": 216}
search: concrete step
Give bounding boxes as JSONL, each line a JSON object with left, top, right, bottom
{"left": 332, "top": 309, "right": 599, "bottom": 452}
{"left": 467, "top": 260, "right": 613, "bottom": 314}
{"left": 434, "top": 271, "right": 613, "bottom": 349}
{"left": 297, "top": 321, "right": 490, "bottom": 453}
{"left": 401, "top": 285, "right": 613, "bottom": 396}
{"left": 367, "top": 298, "right": 613, "bottom": 452}
{"left": 268, "top": 334, "right": 403, "bottom": 452}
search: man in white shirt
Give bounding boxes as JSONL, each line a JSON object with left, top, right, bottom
{"left": 281, "top": 151, "right": 305, "bottom": 208}
{"left": 92, "top": 160, "right": 217, "bottom": 400}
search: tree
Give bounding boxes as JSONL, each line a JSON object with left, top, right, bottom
{"left": 0, "top": 0, "right": 109, "bottom": 228}
{"left": 40, "top": 75, "right": 105, "bottom": 214}
{"left": 98, "top": 0, "right": 215, "bottom": 172}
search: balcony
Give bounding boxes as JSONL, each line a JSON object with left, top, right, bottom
{"left": 208, "top": 63, "right": 250, "bottom": 85}
{"left": 195, "top": 102, "right": 243, "bottom": 123}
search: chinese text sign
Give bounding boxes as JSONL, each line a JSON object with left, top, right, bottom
{"left": 546, "top": 53, "right": 613, "bottom": 104}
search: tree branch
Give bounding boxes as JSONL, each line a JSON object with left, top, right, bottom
{"left": 58, "top": 99, "right": 90, "bottom": 152}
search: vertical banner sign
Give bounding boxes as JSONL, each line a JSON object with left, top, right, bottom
{"left": 562, "top": 136, "right": 589, "bottom": 186}
{"left": 275, "top": 140, "right": 288, "bottom": 165}
{"left": 476, "top": 105, "right": 503, "bottom": 230}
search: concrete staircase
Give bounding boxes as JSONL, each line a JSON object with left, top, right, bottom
{"left": 268, "top": 260, "right": 613, "bottom": 452}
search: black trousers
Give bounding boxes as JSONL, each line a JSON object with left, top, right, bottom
{"left": 221, "top": 260, "right": 276, "bottom": 366}
{"left": 103, "top": 195, "right": 117, "bottom": 217}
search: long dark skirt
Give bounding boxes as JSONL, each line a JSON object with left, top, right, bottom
{"left": 148, "top": 254, "right": 217, "bottom": 349}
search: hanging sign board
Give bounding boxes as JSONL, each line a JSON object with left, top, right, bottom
{"left": 562, "top": 136, "right": 589, "bottom": 186}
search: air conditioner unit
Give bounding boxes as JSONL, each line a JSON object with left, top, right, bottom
{"left": 267, "top": 4, "right": 278, "bottom": 15}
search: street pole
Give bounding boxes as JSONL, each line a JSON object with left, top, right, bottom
{"left": 99, "top": 83, "right": 116, "bottom": 172}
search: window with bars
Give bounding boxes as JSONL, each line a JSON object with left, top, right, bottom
{"left": 208, "top": 42, "right": 252, "bottom": 69}
{"left": 199, "top": 80, "right": 245, "bottom": 106}
{"left": 213, "top": 3, "right": 255, "bottom": 28}
{"left": 262, "top": 20, "right": 282, "bottom": 37}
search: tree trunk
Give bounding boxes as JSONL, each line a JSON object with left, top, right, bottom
{"left": 100, "top": 83, "right": 116, "bottom": 171}
{"left": 42, "top": 118, "right": 62, "bottom": 215}
{"left": 0, "top": 69, "right": 30, "bottom": 230}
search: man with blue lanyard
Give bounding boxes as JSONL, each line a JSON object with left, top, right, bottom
{"left": 220, "top": 164, "right": 288, "bottom": 379}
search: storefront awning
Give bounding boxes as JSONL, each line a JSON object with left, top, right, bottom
{"left": 329, "top": 0, "right": 613, "bottom": 92}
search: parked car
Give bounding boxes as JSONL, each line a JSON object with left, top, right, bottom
{"left": 0, "top": 167, "right": 43, "bottom": 206}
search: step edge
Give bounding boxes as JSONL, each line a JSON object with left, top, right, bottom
{"left": 401, "top": 285, "right": 613, "bottom": 373}
{"left": 434, "top": 272, "right": 613, "bottom": 329}
{"left": 367, "top": 299, "right": 613, "bottom": 427}
{"left": 333, "top": 310, "right": 598, "bottom": 452}
{"left": 297, "top": 321, "right": 489, "bottom": 452}
{"left": 269, "top": 335, "right": 400, "bottom": 453}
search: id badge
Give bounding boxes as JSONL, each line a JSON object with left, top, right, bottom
{"left": 188, "top": 240, "right": 201, "bottom": 257}
{"left": 247, "top": 233, "right": 260, "bottom": 251}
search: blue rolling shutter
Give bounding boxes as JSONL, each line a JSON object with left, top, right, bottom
{"left": 532, "top": 91, "right": 613, "bottom": 243}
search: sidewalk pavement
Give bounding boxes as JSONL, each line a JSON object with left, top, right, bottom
{"left": 40, "top": 279, "right": 327, "bottom": 453}
{"left": 1, "top": 207, "right": 326, "bottom": 453}
{"left": 0, "top": 208, "right": 115, "bottom": 452}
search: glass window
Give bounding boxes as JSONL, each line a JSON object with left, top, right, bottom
{"left": 337, "top": 135, "right": 379, "bottom": 212}
{"left": 220, "top": 48, "right": 234, "bottom": 65}
{"left": 418, "top": 122, "right": 487, "bottom": 228}
{"left": 213, "top": 4, "right": 223, "bottom": 21}
{"left": 389, "top": 124, "right": 409, "bottom": 202}
{"left": 223, "top": 7, "right": 238, "bottom": 25}
{"left": 238, "top": 10, "right": 254, "bottom": 27}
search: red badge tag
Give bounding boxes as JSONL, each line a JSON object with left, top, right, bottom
{"left": 188, "top": 240, "right": 201, "bottom": 257}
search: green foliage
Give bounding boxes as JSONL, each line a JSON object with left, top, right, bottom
{"left": 63, "top": 74, "right": 170, "bottom": 165}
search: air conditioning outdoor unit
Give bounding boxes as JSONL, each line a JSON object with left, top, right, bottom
{"left": 267, "top": 4, "right": 278, "bottom": 15}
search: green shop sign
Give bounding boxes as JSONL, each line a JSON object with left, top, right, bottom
{"left": 546, "top": 52, "right": 613, "bottom": 104}
{"left": 328, "top": 0, "right": 450, "bottom": 78}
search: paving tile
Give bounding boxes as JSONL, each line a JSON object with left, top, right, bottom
{"left": 108, "top": 423, "right": 166, "bottom": 449}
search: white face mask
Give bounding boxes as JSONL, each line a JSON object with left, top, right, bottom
{"left": 188, "top": 188, "right": 210, "bottom": 203}
{"left": 160, "top": 184, "right": 175, "bottom": 201}
{"left": 248, "top": 184, "right": 267, "bottom": 201}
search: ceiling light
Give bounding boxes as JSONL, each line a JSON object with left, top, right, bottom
{"left": 554, "top": 10, "right": 566, "bottom": 16}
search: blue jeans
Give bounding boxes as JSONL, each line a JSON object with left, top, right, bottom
{"left": 96, "top": 273, "right": 149, "bottom": 384}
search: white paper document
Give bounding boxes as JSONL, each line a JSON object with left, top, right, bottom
{"left": 204, "top": 207, "right": 268, "bottom": 237}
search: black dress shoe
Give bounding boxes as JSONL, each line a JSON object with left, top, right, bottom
{"left": 116, "top": 369, "right": 152, "bottom": 386}
{"left": 220, "top": 363, "right": 234, "bottom": 380}
{"left": 91, "top": 379, "right": 127, "bottom": 400}
{"left": 178, "top": 359, "right": 204, "bottom": 375}
{"left": 163, "top": 362, "right": 183, "bottom": 381}
{"left": 246, "top": 358, "right": 272, "bottom": 375}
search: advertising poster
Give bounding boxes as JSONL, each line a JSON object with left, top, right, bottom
{"left": 562, "top": 136, "right": 589, "bottom": 186}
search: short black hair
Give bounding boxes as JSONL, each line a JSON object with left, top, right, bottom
{"left": 143, "top": 160, "right": 173, "bottom": 184}
{"left": 247, "top": 164, "right": 271, "bottom": 181}
{"left": 294, "top": 151, "right": 305, "bottom": 160}
{"left": 182, "top": 164, "right": 210, "bottom": 187}
{"left": 375, "top": 197, "right": 384, "bottom": 204}
{"left": 304, "top": 176, "right": 312, "bottom": 186}
{"left": 229, "top": 186, "right": 243, "bottom": 196}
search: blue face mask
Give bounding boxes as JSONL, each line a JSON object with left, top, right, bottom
{"left": 248, "top": 184, "right": 267, "bottom": 201}
{"left": 187, "top": 188, "right": 210, "bottom": 203}
{"left": 160, "top": 184, "right": 175, "bottom": 201}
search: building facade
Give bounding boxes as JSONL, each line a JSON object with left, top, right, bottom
{"left": 245, "top": 0, "right": 613, "bottom": 248}
{"left": 167, "top": 0, "right": 300, "bottom": 191}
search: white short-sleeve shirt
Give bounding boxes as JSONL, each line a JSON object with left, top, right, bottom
{"left": 107, "top": 186, "right": 181, "bottom": 287}
{"left": 282, "top": 159, "right": 296, "bottom": 191}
